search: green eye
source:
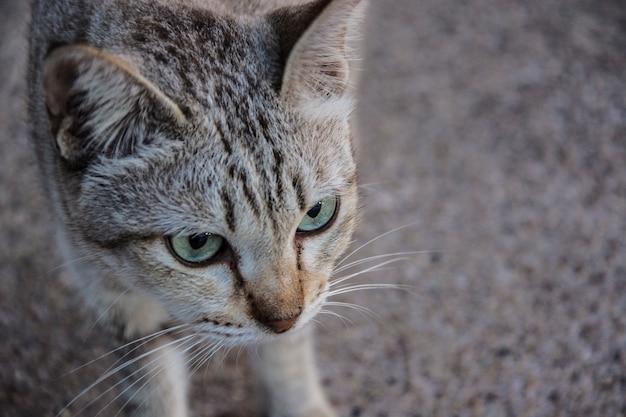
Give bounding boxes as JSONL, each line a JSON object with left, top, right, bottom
{"left": 297, "top": 196, "right": 338, "bottom": 233}
{"left": 168, "top": 232, "right": 224, "bottom": 265}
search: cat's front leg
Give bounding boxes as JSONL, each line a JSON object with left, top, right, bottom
{"left": 114, "top": 333, "right": 189, "bottom": 417}
{"left": 251, "top": 326, "right": 335, "bottom": 417}
{"left": 98, "top": 289, "right": 190, "bottom": 417}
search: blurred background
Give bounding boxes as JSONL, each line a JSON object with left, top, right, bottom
{"left": 1, "top": 1, "right": 625, "bottom": 416}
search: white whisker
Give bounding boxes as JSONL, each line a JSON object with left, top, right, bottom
{"left": 188, "top": 340, "right": 224, "bottom": 376}
{"left": 324, "top": 301, "right": 379, "bottom": 320}
{"left": 212, "top": 344, "right": 232, "bottom": 372}
{"left": 104, "top": 325, "right": 191, "bottom": 377}
{"left": 200, "top": 343, "right": 226, "bottom": 381}
{"left": 336, "top": 223, "right": 420, "bottom": 267}
{"left": 318, "top": 309, "right": 354, "bottom": 327}
{"left": 62, "top": 324, "right": 190, "bottom": 378}
{"left": 357, "top": 181, "right": 391, "bottom": 193}
{"left": 83, "top": 289, "right": 130, "bottom": 342}
{"left": 57, "top": 333, "right": 195, "bottom": 417}
{"left": 104, "top": 335, "right": 201, "bottom": 417}
{"left": 47, "top": 253, "right": 97, "bottom": 274}
{"left": 328, "top": 283, "right": 414, "bottom": 297}
{"left": 234, "top": 345, "right": 246, "bottom": 368}
{"left": 331, "top": 258, "right": 412, "bottom": 287}
{"left": 92, "top": 336, "right": 199, "bottom": 417}
{"left": 333, "top": 250, "right": 436, "bottom": 275}
{"left": 311, "top": 317, "right": 329, "bottom": 331}
{"left": 114, "top": 336, "right": 204, "bottom": 417}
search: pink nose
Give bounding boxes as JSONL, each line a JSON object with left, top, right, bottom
{"left": 264, "top": 316, "right": 298, "bottom": 333}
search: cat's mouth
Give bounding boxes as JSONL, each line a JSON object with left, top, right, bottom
{"left": 190, "top": 287, "right": 328, "bottom": 341}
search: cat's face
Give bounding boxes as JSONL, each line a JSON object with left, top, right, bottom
{"left": 39, "top": 1, "right": 362, "bottom": 343}
{"left": 76, "top": 94, "right": 358, "bottom": 343}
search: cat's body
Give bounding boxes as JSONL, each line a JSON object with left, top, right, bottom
{"left": 28, "top": 0, "right": 365, "bottom": 416}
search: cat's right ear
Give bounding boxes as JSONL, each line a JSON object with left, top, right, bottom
{"left": 42, "top": 45, "right": 186, "bottom": 167}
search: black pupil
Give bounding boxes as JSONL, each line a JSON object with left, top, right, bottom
{"left": 189, "top": 233, "right": 208, "bottom": 250}
{"left": 307, "top": 202, "right": 322, "bottom": 218}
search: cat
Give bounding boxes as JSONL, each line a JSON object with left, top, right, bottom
{"left": 28, "top": 0, "right": 366, "bottom": 416}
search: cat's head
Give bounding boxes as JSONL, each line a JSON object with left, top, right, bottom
{"left": 40, "top": 0, "right": 365, "bottom": 342}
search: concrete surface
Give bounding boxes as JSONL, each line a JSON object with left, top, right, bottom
{"left": 1, "top": 0, "right": 625, "bottom": 416}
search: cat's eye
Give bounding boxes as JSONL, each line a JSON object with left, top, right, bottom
{"left": 297, "top": 196, "right": 338, "bottom": 233}
{"left": 167, "top": 232, "right": 224, "bottom": 265}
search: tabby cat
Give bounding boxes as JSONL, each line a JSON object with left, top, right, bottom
{"left": 28, "top": 0, "right": 365, "bottom": 415}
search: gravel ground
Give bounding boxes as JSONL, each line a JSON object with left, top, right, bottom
{"left": 1, "top": 1, "right": 625, "bottom": 416}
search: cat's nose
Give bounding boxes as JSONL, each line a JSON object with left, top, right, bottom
{"left": 264, "top": 316, "right": 299, "bottom": 333}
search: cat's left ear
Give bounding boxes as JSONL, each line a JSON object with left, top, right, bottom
{"left": 270, "top": 0, "right": 366, "bottom": 108}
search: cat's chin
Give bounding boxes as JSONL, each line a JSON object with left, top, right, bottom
{"left": 190, "top": 324, "right": 304, "bottom": 347}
